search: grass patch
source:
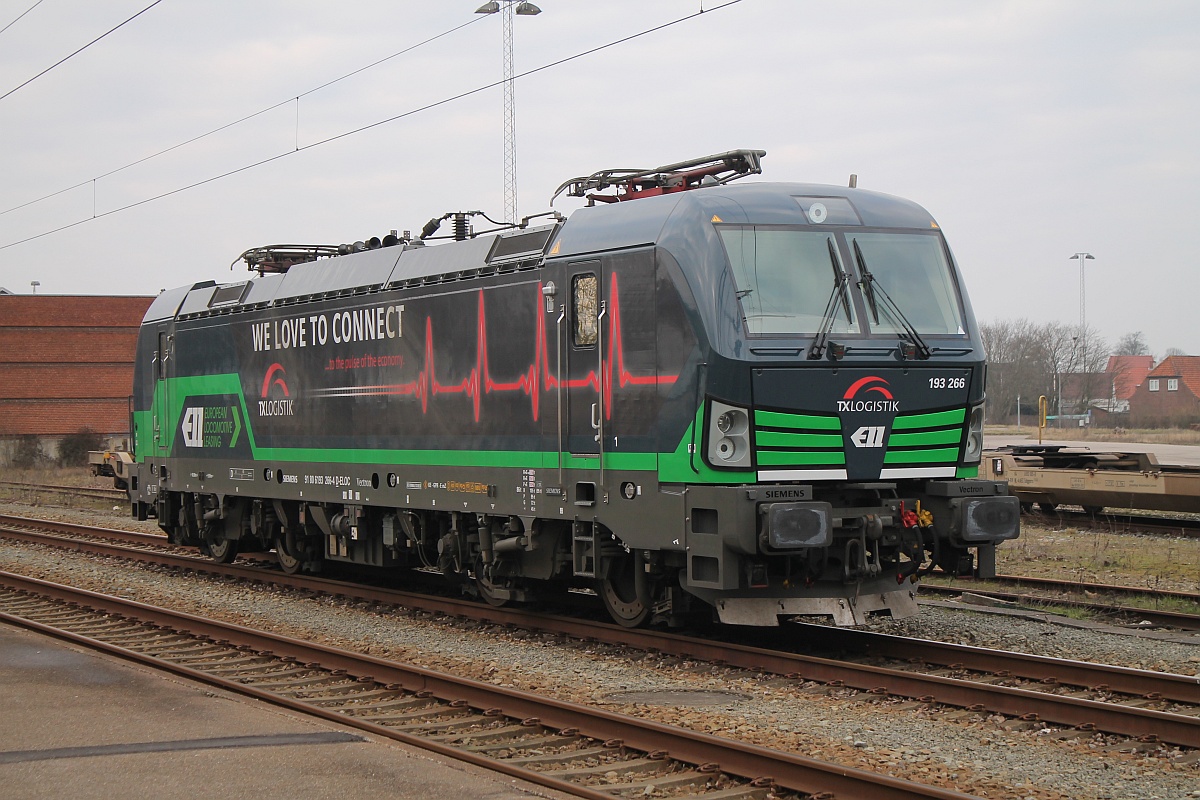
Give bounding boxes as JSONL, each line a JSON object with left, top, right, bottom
{"left": 996, "top": 520, "right": 1200, "bottom": 593}
{"left": 0, "top": 465, "right": 114, "bottom": 489}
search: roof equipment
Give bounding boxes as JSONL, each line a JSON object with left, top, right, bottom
{"left": 551, "top": 148, "right": 766, "bottom": 206}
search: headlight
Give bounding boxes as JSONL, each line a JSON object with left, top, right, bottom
{"left": 715, "top": 436, "right": 743, "bottom": 461}
{"left": 964, "top": 404, "right": 984, "bottom": 463}
{"left": 760, "top": 501, "right": 833, "bottom": 549}
{"left": 707, "top": 401, "right": 752, "bottom": 470}
{"left": 717, "top": 409, "right": 747, "bottom": 436}
{"left": 959, "top": 496, "right": 1020, "bottom": 542}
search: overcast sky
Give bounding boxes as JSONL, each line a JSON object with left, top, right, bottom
{"left": 1, "top": 1, "right": 1197, "bottom": 357}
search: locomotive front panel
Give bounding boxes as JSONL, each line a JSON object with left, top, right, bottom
{"left": 644, "top": 185, "right": 1021, "bottom": 625}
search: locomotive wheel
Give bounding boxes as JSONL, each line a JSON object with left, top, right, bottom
{"left": 476, "top": 574, "right": 512, "bottom": 607}
{"left": 1081, "top": 504, "right": 1104, "bottom": 516}
{"left": 206, "top": 537, "right": 239, "bottom": 564}
{"left": 473, "top": 559, "right": 512, "bottom": 607}
{"left": 597, "top": 551, "right": 652, "bottom": 628}
{"left": 275, "top": 535, "right": 303, "bottom": 574}
{"left": 1037, "top": 502, "right": 1059, "bottom": 513}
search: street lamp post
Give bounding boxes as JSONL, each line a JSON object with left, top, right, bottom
{"left": 1055, "top": 368, "right": 1061, "bottom": 427}
{"left": 475, "top": 1, "right": 542, "bottom": 224}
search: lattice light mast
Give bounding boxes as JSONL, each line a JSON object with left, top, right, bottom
{"left": 476, "top": 1, "right": 542, "bottom": 224}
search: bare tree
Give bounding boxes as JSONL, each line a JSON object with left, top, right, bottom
{"left": 1165, "top": 346, "right": 1188, "bottom": 357}
{"left": 980, "top": 319, "right": 1020, "bottom": 422}
{"left": 1114, "top": 331, "right": 1150, "bottom": 356}
{"left": 981, "top": 318, "right": 1060, "bottom": 422}
{"left": 1043, "top": 321, "right": 1082, "bottom": 415}
{"left": 1072, "top": 325, "right": 1110, "bottom": 412}
{"left": 983, "top": 314, "right": 1119, "bottom": 424}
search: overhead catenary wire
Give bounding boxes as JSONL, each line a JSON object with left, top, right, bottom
{"left": 0, "top": 13, "right": 490, "bottom": 219}
{"left": 0, "top": 0, "right": 47, "bottom": 37}
{"left": 0, "top": 0, "right": 165, "bottom": 102}
{"left": 0, "top": 0, "right": 742, "bottom": 253}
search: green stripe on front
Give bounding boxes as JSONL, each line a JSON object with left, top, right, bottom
{"left": 755, "top": 430, "right": 843, "bottom": 449}
{"left": 891, "top": 408, "right": 966, "bottom": 430}
{"left": 883, "top": 447, "right": 960, "bottom": 464}
{"left": 754, "top": 410, "right": 841, "bottom": 430}
{"left": 887, "top": 428, "right": 962, "bottom": 447}
{"left": 757, "top": 450, "right": 846, "bottom": 467}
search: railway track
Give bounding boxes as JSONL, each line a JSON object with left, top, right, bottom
{"left": 3, "top": 513, "right": 1200, "bottom": 756}
{"left": 1027, "top": 506, "right": 1200, "bottom": 538}
{"left": 921, "top": 574, "right": 1200, "bottom": 631}
{"left": 0, "top": 570, "right": 985, "bottom": 800}
{"left": 0, "top": 480, "right": 127, "bottom": 503}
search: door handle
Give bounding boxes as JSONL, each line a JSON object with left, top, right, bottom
{"left": 591, "top": 402, "right": 600, "bottom": 431}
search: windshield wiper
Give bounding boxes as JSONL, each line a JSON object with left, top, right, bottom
{"left": 807, "top": 238, "right": 853, "bottom": 360}
{"left": 853, "top": 239, "right": 931, "bottom": 359}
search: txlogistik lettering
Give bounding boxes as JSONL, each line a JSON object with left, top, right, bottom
{"left": 837, "top": 399, "right": 900, "bottom": 412}
{"left": 258, "top": 398, "right": 294, "bottom": 416}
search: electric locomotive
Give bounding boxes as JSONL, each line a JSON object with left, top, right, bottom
{"left": 122, "top": 149, "right": 1019, "bottom": 627}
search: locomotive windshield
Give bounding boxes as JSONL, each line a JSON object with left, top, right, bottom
{"left": 719, "top": 227, "right": 857, "bottom": 336}
{"left": 847, "top": 231, "right": 965, "bottom": 336}
{"left": 720, "top": 226, "right": 965, "bottom": 338}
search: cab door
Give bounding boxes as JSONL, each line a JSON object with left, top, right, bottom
{"left": 564, "top": 261, "right": 604, "bottom": 465}
{"left": 151, "top": 326, "right": 174, "bottom": 456}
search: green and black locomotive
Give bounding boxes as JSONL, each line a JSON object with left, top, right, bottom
{"left": 123, "top": 150, "right": 1019, "bottom": 627}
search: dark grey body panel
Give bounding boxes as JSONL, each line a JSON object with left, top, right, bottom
{"left": 124, "top": 180, "right": 1014, "bottom": 627}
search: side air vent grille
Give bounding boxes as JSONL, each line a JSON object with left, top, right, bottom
{"left": 489, "top": 227, "right": 554, "bottom": 263}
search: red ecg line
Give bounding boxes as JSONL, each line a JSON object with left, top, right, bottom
{"left": 313, "top": 275, "right": 678, "bottom": 422}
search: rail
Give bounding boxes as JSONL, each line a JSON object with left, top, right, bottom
{"left": 3, "top": 514, "right": 1199, "bottom": 750}
{"left": 0, "top": 570, "right": 978, "bottom": 800}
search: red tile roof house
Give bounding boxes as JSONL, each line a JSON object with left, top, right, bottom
{"left": 1128, "top": 355, "right": 1200, "bottom": 428}
{"left": 1086, "top": 355, "right": 1156, "bottom": 424}
{"left": 0, "top": 295, "right": 153, "bottom": 464}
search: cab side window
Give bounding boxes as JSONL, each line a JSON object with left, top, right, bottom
{"left": 157, "top": 332, "right": 169, "bottom": 379}
{"left": 573, "top": 274, "right": 598, "bottom": 347}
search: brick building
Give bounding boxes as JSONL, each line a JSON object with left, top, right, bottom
{"left": 0, "top": 294, "right": 154, "bottom": 460}
{"left": 1128, "top": 355, "right": 1200, "bottom": 427}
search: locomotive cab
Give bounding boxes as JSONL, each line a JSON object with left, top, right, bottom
{"left": 545, "top": 161, "right": 1020, "bottom": 625}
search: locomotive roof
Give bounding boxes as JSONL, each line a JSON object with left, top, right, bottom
{"left": 150, "top": 181, "right": 939, "bottom": 324}
{"left": 150, "top": 223, "right": 559, "bottom": 323}
{"left": 546, "top": 181, "right": 939, "bottom": 260}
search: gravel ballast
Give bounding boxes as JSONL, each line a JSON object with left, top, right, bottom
{"left": 2, "top": 502, "right": 1199, "bottom": 799}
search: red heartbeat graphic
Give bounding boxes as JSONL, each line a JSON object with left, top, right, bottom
{"left": 313, "top": 274, "right": 678, "bottom": 422}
